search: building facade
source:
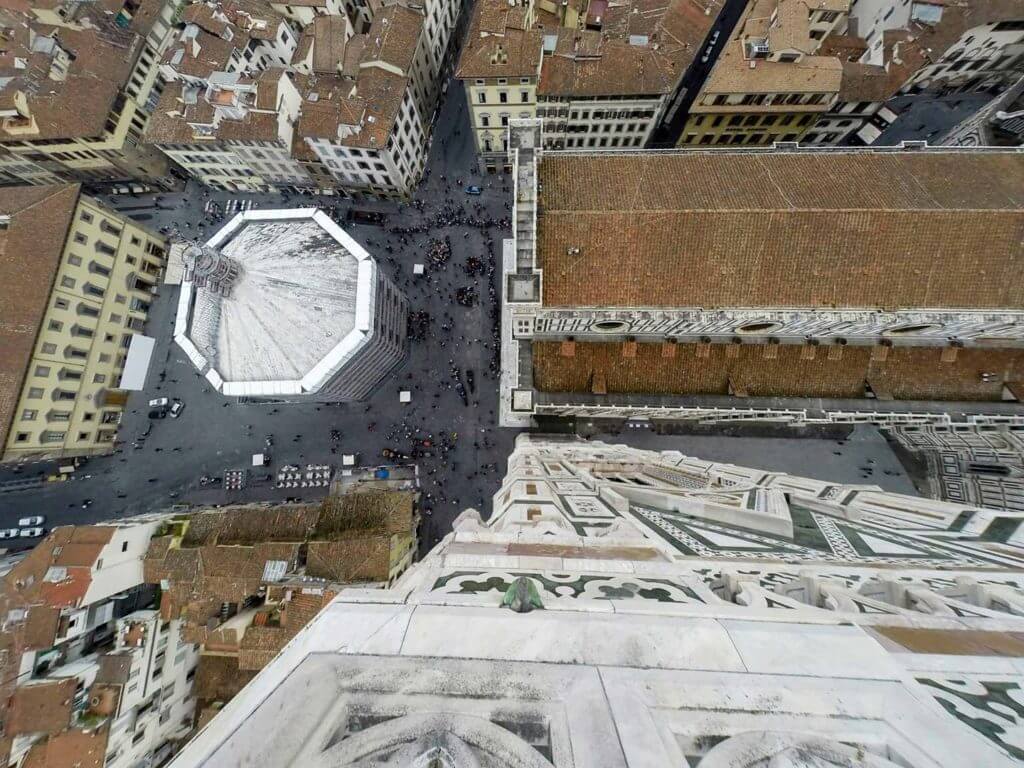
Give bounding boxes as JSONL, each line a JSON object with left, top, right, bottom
{"left": 802, "top": 0, "right": 1024, "bottom": 147}
{"left": 269, "top": 0, "right": 346, "bottom": 27}
{"left": 292, "top": 5, "right": 436, "bottom": 198}
{"left": 0, "top": 0, "right": 186, "bottom": 189}
{"left": 170, "top": 434, "right": 1024, "bottom": 767}
{"left": 146, "top": 0, "right": 444, "bottom": 197}
{"left": 457, "top": 0, "right": 720, "bottom": 172}
{"left": 147, "top": 69, "right": 308, "bottom": 193}
{"left": 0, "top": 185, "right": 167, "bottom": 463}
{"left": 678, "top": 0, "right": 850, "bottom": 147}
{"left": 0, "top": 519, "right": 198, "bottom": 768}
{"left": 500, "top": 120, "right": 1024, "bottom": 427}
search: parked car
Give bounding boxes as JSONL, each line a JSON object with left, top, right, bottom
{"left": 0, "top": 529, "right": 20, "bottom": 539}
{"left": 148, "top": 397, "right": 169, "bottom": 408}
{"left": 169, "top": 401, "right": 185, "bottom": 418}
{"left": 148, "top": 409, "right": 167, "bottom": 419}
{"left": 20, "top": 527, "right": 45, "bottom": 538}
{"left": 17, "top": 516, "right": 44, "bottom": 527}
{"left": 464, "top": 185, "right": 482, "bottom": 195}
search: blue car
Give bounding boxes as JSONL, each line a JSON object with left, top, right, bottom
{"left": 464, "top": 185, "right": 482, "bottom": 195}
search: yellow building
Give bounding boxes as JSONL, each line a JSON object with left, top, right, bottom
{"left": 679, "top": 0, "right": 849, "bottom": 147}
{"left": 457, "top": 0, "right": 721, "bottom": 170}
{"left": 0, "top": 185, "right": 167, "bottom": 463}
{"left": 456, "top": 0, "right": 544, "bottom": 173}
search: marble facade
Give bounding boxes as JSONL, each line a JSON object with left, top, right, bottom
{"left": 171, "top": 435, "right": 1024, "bottom": 767}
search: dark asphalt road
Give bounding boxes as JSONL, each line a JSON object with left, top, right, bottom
{"left": 0, "top": 80, "right": 520, "bottom": 555}
{"left": 651, "top": 0, "right": 749, "bottom": 146}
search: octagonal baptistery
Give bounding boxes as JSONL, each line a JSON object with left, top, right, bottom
{"left": 174, "top": 209, "right": 407, "bottom": 401}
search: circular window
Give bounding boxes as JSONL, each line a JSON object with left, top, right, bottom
{"left": 884, "top": 323, "right": 941, "bottom": 336}
{"left": 593, "top": 320, "right": 627, "bottom": 332}
{"left": 736, "top": 320, "right": 782, "bottom": 334}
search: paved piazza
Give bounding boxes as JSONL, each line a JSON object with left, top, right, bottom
{"left": 0, "top": 83, "right": 919, "bottom": 555}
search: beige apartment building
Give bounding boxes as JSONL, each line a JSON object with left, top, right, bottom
{"left": 679, "top": 0, "right": 850, "bottom": 146}
{"left": 0, "top": 185, "right": 167, "bottom": 463}
{"left": 457, "top": 0, "right": 718, "bottom": 172}
{"left": 0, "top": 0, "right": 186, "bottom": 188}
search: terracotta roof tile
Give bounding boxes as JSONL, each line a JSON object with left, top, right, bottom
{"left": 0, "top": 19, "right": 143, "bottom": 141}
{"left": 536, "top": 151, "right": 1024, "bottom": 308}
{"left": 6, "top": 679, "right": 74, "bottom": 735}
{"left": 20, "top": 728, "right": 108, "bottom": 768}
{"left": 22, "top": 607, "right": 60, "bottom": 650}
{"left": 534, "top": 341, "right": 1024, "bottom": 401}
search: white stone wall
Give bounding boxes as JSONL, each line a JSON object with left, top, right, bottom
{"left": 516, "top": 306, "right": 1024, "bottom": 347}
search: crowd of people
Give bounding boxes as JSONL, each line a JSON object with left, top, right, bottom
{"left": 95, "top": 94, "right": 518, "bottom": 546}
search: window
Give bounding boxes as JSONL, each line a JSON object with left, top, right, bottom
{"left": 27, "top": 387, "right": 43, "bottom": 399}
{"left": 477, "top": 92, "right": 486, "bottom": 104}
{"left": 21, "top": 409, "right": 37, "bottom": 421}
{"left": 520, "top": 90, "right": 529, "bottom": 103}
{"left": 77, "top": 432, "right": 91, "bottom": 441}
{"left": 15, "top": 432, "right": 29, "bottom": 443}
{"left": 93, "top": 373, "right": 107, "bottom": 384}
{"left": 41, "top": 343, "right": 57, "bottom": 354}
{"left": 48, "top": 320, "right": 63, "bottom": 332}
{"left": 54, "top": 297, "right": 69, "bottom": 310}
{"left": 499, "top": 91, "right": 508, "bottom": 104}
{"left": 80, "top": 211, "right": 93, "bottom": 224}
{"left": 68, "top": 255, "right": 82, "bottom": 266}
{"left": 122, "top": 541, "right": 128, "bottom": 552}
{"left": 60, "top": 276, "right": 76, "bottom": 289}
{"left": 73, "top": 233, "right": 87, "bottom": 245}
{"left": 34, "top": 366, "right": 50, "bottom": 377}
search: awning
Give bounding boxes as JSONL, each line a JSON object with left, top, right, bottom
{"left": 118, "top": 335, "right": 156, "bottom": 390}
